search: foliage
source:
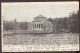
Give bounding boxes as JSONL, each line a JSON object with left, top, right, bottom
{"left": 47, "top": 10, "right": 79, "bottom": 33}
{"left": 3, "top": 21, "right": 14, "bottom": 31}
{"left": 3, "top": 10, "right": 79, "bottom": 33}
{"left": 19, "top": 22, "right": 28, "bottom": 30}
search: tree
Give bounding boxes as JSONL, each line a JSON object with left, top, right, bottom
{"left": 19, "top": 22, "right": 28, "bottom": 30}
{"left": 67, "top": 10, "right": 79, "bottom": 33}
{"left": 3, "top": 20, "right": 14, "bottom": 31}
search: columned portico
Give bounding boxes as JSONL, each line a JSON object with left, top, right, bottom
{"left": 32, "top": 22, "right": 43, "bottom": 30}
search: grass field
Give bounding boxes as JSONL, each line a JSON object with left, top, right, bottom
{"left": 3, "top": 33, "right": 79, "bottom": 45}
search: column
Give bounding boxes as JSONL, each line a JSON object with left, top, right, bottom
{"left": 40, "top": 24, "right": 41, "bottom": 29}
{"left": 34, "top": 24, "right": 35, "bottom": 30}
{"left": 39, "top": 24, "right": 41, "bottom": 29}
{"left": 37, "top": 24, "right": 38, "bottom": 29}
{"left": 33, "top": 24, "right": 34, "bottom": 30}
{"left": 38, "top": 24, "right": 39, "bottom": 29}
{"left": 35, "top": 24, "right": 36, "bottom": 29}
{"left": 33, "top": 22, "right": 34, "bottom": 30}
{"left": 41, "top": 24, "right": 42, "bottom": 29}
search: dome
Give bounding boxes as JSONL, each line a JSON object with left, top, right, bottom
{"left": 37, "top": 15, "right": 44, "bottom": 17}
{"left": 34, "top": 15, "right": 47, "bottom": 22}
{"left": 34, "top": 15, "right": 47, "bottom": 18}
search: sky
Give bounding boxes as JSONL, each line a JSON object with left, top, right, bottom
{"left": 1, "top": 1, "right": 79, "bottom": 22}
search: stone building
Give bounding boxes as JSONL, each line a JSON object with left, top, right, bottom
{"left": 27, "top": 15, "right": 53, "bottom": 33}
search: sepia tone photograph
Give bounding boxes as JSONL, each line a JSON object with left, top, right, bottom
{"left": 1, "top": 1, "right": 79, "bottom": 52}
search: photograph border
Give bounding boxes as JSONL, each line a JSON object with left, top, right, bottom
{"left": 0, "top": 0, "right": 79, "bottom": 53}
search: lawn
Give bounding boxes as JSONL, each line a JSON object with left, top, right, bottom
{"left": 3, "top": 33, "right": 79, "bottom": 45}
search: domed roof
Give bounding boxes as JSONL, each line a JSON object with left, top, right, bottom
{"left": 36, "top": 15, "right": 44, "bottom": 17}
{"left": 34, "top": 15, "right": 47, "bottom": 18}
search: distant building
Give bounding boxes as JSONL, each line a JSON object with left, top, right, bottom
{"left": 27, "top": 15, "right": 53, "bottom": 33}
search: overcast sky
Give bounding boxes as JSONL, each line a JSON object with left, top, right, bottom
{"left": 1, "top": 1, "right": 79, "bottom": 22}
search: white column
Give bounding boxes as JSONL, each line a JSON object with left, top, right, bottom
{"left": 34, "top": 24, "right": 36, "bottom": 29}
{"left": 36, "top": 24, "right": 37, "bottom": 29}
{"left": 33, "top": 24, "right": 34, "bottom": 30}
{"left": 35, "top": 24, "right": 36, "bottom": 29}
{"left": 33, "top": 24, "right": 35, "bottom": 30}
{"left": 40, "top": 24, "right": 41, "bottom": 29}
{"left": 39, "top": 24, "right": 40, "bottom": 29}
{"left": 37, "top": 24, "right": 38, "bottom": 29}
{"left": 38, "top": 24, "right": 39, "bottom": 29}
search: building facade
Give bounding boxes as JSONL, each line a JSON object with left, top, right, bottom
{"left": 27, "top": 15, "right": 53, "bottom": 33}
